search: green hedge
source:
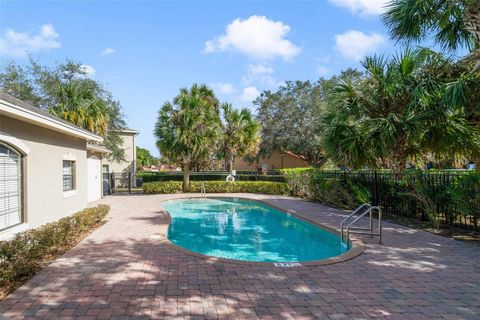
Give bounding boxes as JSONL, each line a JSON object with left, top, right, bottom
{"left": 143, "top": 181, "right": 182, "bottom": 194}
{"left": 143, "top": 181, "right": 291, "bottom": 195}
{"left": 137, "top": 172, "right": 285, "bottom": 183}
{"left": 281, "top": 168, "right": 371, "bottom": 209}
{"left": 0, "top": 204, "right": 110, "bottom": 297}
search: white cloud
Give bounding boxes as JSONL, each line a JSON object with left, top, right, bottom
{"left": 242, "top": 63, "right": 279, "bottom": 87}
{"left": 246, "top": 64, "right": 274, "bottom": 76}
{"left": 328, "top": 0, "right": 389, "bottom": 16}
{"left": 334, "top": 30, "right": 386, "bottom": 61}
{"left": 203, "top": 15, "right": 301, "bottom": 61}
{"left": 318, "top": 55, "right": 332, "bottom": 64}
{"left": 80, "top": 64, "right": 96, "bottom": 78}
{"left": 0, "top": 24, "right": 61, "bottom": 57}
{"left": 101, "top": 47, "right": 115, "bottom": 55}
{"left": 212, "top": 82, "right": 236, "bottom": 95}
{"left": 316, "top": 65, "right": 332, "bottom": 76}
{"left": 240, "top": 86, "right": 260, "bottom": 102}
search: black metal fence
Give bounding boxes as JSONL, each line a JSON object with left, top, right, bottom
{"left": 107, "top": 173, "right": 141, "bottom": 194}
{"left": 310, "top": 170, "right": 479, "bottom": 231}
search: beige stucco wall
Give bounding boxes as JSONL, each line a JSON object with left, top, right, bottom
{"left": 0, "top": 115, "right": 89, "bottom": 228}
{"left": 233, "top": 151, "right": 308, "bottom": 171}
{"left": 104, "top": 132, "right": 136, "bottom": 174}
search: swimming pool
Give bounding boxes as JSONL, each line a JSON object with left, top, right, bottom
{"left": 162, "top": 197, "right": 350, "bottom": 263}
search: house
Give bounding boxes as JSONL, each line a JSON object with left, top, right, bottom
{"left": 141, "top": 164, "right": 178, "bottom": 172}
{"left": 102, "top": 129, "right": 139, "bottom": 188}
{"left": 103, "top": 129, "right": 138, "bottom": 174}
{"left": 232, "top": 150, "right": 309, "bottom": 171}
{"left": 0, "top": 92, "right": 107, "bottom": 240}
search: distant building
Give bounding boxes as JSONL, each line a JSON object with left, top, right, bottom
{"left": 103, "top": 129, "right": 139, "bottom": 175}
{"left": 142, "top": 165, "right": 160, "bottom": 172}
{"left": 141, "top": 164, "right": 178, "bottom": 172}
{"left": 232, "top": 150, "right": 309, "bottom": 171}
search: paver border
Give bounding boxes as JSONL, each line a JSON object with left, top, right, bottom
{"left": 156, "top": 195, "right": 364, "bottom": 267}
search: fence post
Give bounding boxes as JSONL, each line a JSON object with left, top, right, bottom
{"left": 373, "top": 170, "right": 378, "bottom": 206}
{"left": 128, "top": 172, "right": 132, "bottom": 194}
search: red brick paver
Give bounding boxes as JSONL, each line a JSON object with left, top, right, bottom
{"left": 1, "top": 194, "right": 479, "bottom": 320}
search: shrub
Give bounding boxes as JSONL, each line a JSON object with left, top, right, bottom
{"left": 405, "top": 180, "right": 441, "bottom": 228}
{"left": 281, "top": 168, "right": 315, "bottom": 197}
{"left": 143, "top": 181, "right": 291, "bottom": 195}
{"left": 0, "top": 205, "right": 109, "bottom": 298}
{"left": 281, "top": 168, "right": 371, "bottom": 209}
{"left": 143, "top": 181, "right": 181, "bottom": 194}
{"left": 448, "top": 173, "right": 480, "bottom": 228}
{"left": 309, "top": 176, "right": 371, "bottom": 209}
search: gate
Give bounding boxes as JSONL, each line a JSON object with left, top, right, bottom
{"left": 102, "top": 165, "right": 110, "bottom": 195}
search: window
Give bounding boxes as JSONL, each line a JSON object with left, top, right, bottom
{"left": 63, "top": 160, "right": 75, "bottom": 191}
{"left": 0, "top": 143, "right": 22, "bottom": 230}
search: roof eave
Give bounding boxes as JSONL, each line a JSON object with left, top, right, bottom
{"left": 87, "top": 143, "right": 109, "bottom": 154}
{"left": 0, "top": 98, "right": 103, "bottom": 143}
{"left": 111, "top": 129, "right": 139, "bottom": 135}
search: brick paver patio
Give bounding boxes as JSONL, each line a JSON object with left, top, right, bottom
{"left": 1, "top": 194, "right": 479, "bottom": 320}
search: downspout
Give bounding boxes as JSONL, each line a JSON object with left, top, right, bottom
{"left": 132, "top": 134, "right": 136, "bottom": 175}
{"left": 132, "top": 134, "right": 136, "bottom": 187}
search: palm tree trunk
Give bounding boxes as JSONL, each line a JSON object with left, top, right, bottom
{"left": 225, "top": 151, "right": 233, "bottom": 172}
{"left": 182, "top": 164, "right": 190, "bottom": 192}
{"left": 308, "top": 152, "right": 327, "bottom": 168}
{"left": 390, "top": 153, "right": 407, "bottom": 173}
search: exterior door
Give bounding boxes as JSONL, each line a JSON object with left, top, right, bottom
{"left": 87, "top": 156, "right": 101, "bottom": 202}
{"left": 0, "top": 143, "right": 22, "bottom": 230}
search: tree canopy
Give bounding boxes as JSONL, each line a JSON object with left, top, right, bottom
{"left": 136, "top": 147, "right": 159, "bottom": 171}
{"left": 0, "top": 59, "right": 127, "bottom": 161}
{"left": 221, "top": 103, "right": 260, "bottom": 172}
{"left": 382, "top": 0, "right": 480, "bottom": 71}
{"left": 322, "top": 49, "right": 480, "bottom": 170}
{"left": 154, "top": 84, "right": 221, "bottom": 191}
{"left": 254, "top": 76, "right": 360, "bottom": 168}
{"left": 252, "top": 0, "right": 480, "bottom": 171}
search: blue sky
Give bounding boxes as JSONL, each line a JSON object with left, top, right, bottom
{"left": 0, "top": 0, "right": 396, "bottom": 155}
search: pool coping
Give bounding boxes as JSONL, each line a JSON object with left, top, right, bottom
{"left": 157, "top": 195, "right": 365, "bottom": 267}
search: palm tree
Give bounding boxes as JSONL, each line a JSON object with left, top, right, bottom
{"left": 322, "top": 49, "right": 480, "bottom": 171}
{"left": 155, "top": 84, "right": 221, "bottom": 191}
{"left": 221, "top": 103, "right": 260, "bottom": 172}
{"left": 50, "top": 82, "right": 109, "bottom": 136}
{"left": 382, "top": 0, "right": 480, "bottom": 71}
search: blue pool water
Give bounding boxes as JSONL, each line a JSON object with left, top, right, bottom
{"left": 162, "top": 198, "right": 347, "bottom": 263}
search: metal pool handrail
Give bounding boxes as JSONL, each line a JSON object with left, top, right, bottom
{"left": 200, "top": 181, "right": 206, "bottom": 200}
{"left": 340, "top": 203, "right": 371, "bottom": 240}
{"left": 341, "top": 204, "right": 382, "bottom": 245}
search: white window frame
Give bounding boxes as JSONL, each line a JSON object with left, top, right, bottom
{"left": 0, "top": 142, "right": 23, "bottom": 231}
{"left": 62, "top": 154, "right": 77, "bottom": 197}
{"left": 0, "top": 133, "right": 29, "bottom": 235}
